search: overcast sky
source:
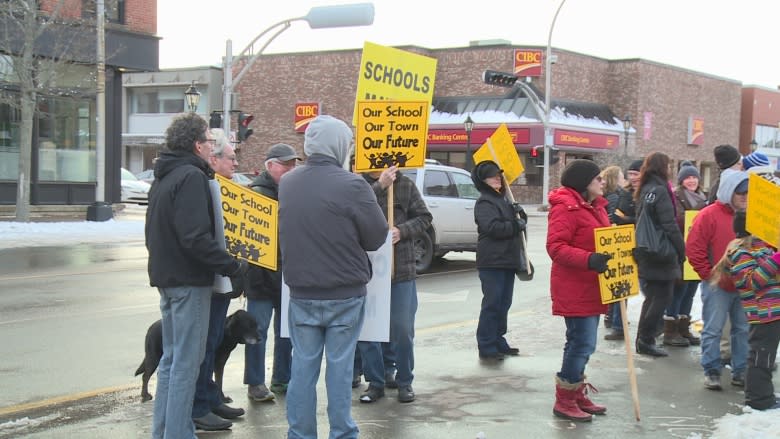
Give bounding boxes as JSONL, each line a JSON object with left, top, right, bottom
{"left": 158, "top": 0, "right": 779, "bottom": 89}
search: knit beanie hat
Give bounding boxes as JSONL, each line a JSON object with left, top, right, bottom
{"left": 733, "top": 210, "right": 748, "bottom": 238}
{"left": 561, "top": 159, "right": 601, "bottom": 194}
{"left": 714, "top": 144, "right": 741, "bottom": 169}
{"left": 742, "top": 152, "right": 770, "bottom": 170}
{"left": 677, "top": 164, "right": 701, "bottom": 184}
{"left": 628, "top": 159, "right": 643, "bottom": 172}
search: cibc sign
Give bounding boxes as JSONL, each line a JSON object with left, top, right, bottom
{"left": 294, "top": 102, "right": 321, "bottom": 133}
{"left": 513, "top": 49, "right": 543, "bottom": 77}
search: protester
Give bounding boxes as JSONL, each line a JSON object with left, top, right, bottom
{"left": 662, "top": 161, "right": 706, "bottom": 348}
{"left": 686, "top": 169, "right": 750, "bottom": 390}
{"left": 707, "top": 144, "right": 742, "bottom": 204}
{"left": 633, "top": 152, "right": 686, "bottom": 358}
{"left": 146, "top": 113, "right": 248, "bottom": 439}
{"left": 601, "top": 165, "right": 626, "bottom": 225}
{"left": 604, "top": 159, "right": 643, "bottom": 340}
{"left": 190, "top": 128, "right": 246, "bottom": 431}
{"left": 546, "top": 159, "right": 610, "bottom": 422}
{"left": 244, "top": 143, "right": 300, "bottom": 402}
{"left": 356, "top": 164, "right": 432, "bottom": 404}
{"left": 471, "top": 160, "right": 526, "bottom": 361}
{"left": 713, "top": 210, "right": 780, "bottom": 410}
{"left": 279, "top": 115, "right": 388, "bottom": 439}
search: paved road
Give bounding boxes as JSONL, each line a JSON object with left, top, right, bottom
{"left": 0, "top": 218, "right": 766, "bottom": 438}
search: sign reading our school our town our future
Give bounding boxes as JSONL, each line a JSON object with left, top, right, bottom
{"left": 354, "top": 101, "right": 429, "bottom": 171}
{"left": 354, "top": 42, "right": 437, "bottom": 126}
{"left": 593, "top": 225, "right": 640, "bottom": 304}
{"left": 216, "top": 175, "right": 278, "bottom": 270}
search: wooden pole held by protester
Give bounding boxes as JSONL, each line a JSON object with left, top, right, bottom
{"left": 620, "top": 298, "right": 641, "bottom": 421}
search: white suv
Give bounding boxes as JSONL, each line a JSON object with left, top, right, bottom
{"left": 401, "top": 160, "right": 480, "bottom": 272}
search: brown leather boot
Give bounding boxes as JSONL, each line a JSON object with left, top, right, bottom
{"left": 662, "top": 317, "right": 689, "bottom": 347}
{"left": 678, "top": 315, "right": 701, "bottom": 345}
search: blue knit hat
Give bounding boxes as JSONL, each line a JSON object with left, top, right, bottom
{"left": 742, "top": 152, "right": 769, "bottom": 170}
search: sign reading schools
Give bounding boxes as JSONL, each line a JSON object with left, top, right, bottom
{"left": 354, "top": 100, "right": 428, "bottom": 171}
{"left": 472, "top": 123, "right": 525, "bottom": 184}
{"left": 745, "top": 173, "right": 780, "bottom": 246}
{"left": 216, "top": 175, "right": 278, "bottom": 270}
{"left": 354, "top": 42, "right": 437, "bottom": 126}
{"left": 594, "top": 225, "right": 640, "bottom": 304}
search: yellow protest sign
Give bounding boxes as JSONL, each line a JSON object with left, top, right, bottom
{"left": 354, "top": 42, "right": 437, "bottom": 126}
{"left": 354, "top": 100, "right": 428, "bottom": 171}
{"left": 594, "top": 225, "right": 640, "bottom": 304}
{"left": 472, "top": 124, "right": 524, "bottom": 183}
{"left": 746, "top": 173, "right": 780, "bottom": 246}
{"left": 216, "top": 175, "right": 278, "bottom": 270}
{"left": 683, "top": 210, "right": 701, "bottom": 280}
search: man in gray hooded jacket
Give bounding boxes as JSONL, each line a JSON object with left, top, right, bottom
{"left": 279, "top": 115, "right": 388, "bottom": 439}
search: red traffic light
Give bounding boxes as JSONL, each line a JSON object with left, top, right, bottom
{"left": 239, "top": 113, "right": 254, "bottom": 127}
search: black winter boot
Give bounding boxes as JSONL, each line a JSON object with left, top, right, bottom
{"left": 636, "top": 337, "right": 669, "bottom": 357}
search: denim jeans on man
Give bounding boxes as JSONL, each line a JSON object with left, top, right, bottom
{"left": 152, "top": 285, "right": 211, "bottom": 439}
{"left": 245, "top": 298, "right": 292, "bottom": 386}
{"left": 477, "top": 269, "right": 515, "bottom": 355}
{"left": 358, "top": 280, "right": 418, "bottom": 388}
{"left": 666, "top": 280, "right": 699, "bottom": 317}
{"left": 700, "top": 281, "right": 748, "bottom": 377}
{"left": 192, "top": 294, "right": 231, "bottom": 418}
{"left": 286, "top": 296, "right": 365, "bottom": 439}
{"left": 558, "top": 316, "right": 599, "bottom": 383}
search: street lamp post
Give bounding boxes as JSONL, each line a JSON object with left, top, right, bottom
{"left": 464, "top": 115, "right": 474, "bottom": 171}
{"left": 542, "top": 0, "right": 568, "bottom": 208}
{"left": 222, "top": 3, "right": 375, "bottom": 136}
{"left": 184, "top": 81, "right": 201, "bottom": 113}
{"left": 622, "top": 114, "right": 632, "bottom": 156}
{"left": 750, "top": 139, "right": 758, "bottom": 152}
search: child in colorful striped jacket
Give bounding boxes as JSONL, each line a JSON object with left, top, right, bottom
{"left": 711, "top": 211, "right": 780, "bottom": 410}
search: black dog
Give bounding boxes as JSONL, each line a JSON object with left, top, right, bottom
{"left": 135, "top": 309, "right": 259, "bottom": 402}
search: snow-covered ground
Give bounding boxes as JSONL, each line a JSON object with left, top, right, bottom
{"left": 0, "top": 207, "right": 778, "bottom": 436}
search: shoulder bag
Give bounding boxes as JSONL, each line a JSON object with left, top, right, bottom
{"left": 633, "top": 201, "right": 676, "bottom": 263}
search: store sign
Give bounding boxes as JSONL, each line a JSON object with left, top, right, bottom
{"left": 427, "top": 128, "right": 530, "bottom": 145}
{"left": 294, "top": 102, "right": 320, "bottom": 133}
{"left": 554, "top": 129, "right": 619, "bottom": 149}
{"left": 513, "top": 49, "right": 543, "bottom": 77}
{"left": 687, "top": 116, "right": 704, "bottom": 145}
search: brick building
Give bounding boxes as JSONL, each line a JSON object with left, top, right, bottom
{"left": 232, "top": 42, "right": 741, "bottom": 203}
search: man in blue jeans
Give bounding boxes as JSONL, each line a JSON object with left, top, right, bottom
{"left": 146, "top": 113, "right": 248, "bottom": 439}
{"left": 355, "top": 165, "right": 432, "bottom": 404}
{"left": 279, "top": 115, "right": 388, "bottom": 439}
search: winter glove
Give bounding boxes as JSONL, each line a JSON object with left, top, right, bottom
{"left": 512, "top": 202, "right": 528, "bottom": 222}
{"left": 228, "top": 259, "right": 250, "bottom": 278}
{"left": 587, "top": 252, "right": 612, "bottom": 273}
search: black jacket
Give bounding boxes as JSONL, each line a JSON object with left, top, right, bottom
{"left": 245, "top": 171, "right": 282, "bottom": 303}
{"left": 614, "top": 185, "right": 637, "bottom": 225}
{"left": 145, "top": 150, "right": 240, "bottom": 287}
{"left": 471, "top": 172, "right": 524, "bottom": 270}
{"left": 634, "top": 174, "right": 685, "bottom": 280}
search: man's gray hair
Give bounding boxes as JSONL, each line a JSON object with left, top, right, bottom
{"left": 210, "top": 128, "right": 231, "bottom": 157}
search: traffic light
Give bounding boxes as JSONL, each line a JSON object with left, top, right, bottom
{"left": 237, "top": 112, "right": 254, "bottom": 142}
{"left": 482, "top": 70, "right": 518, "bottom": 88}
{"left": 529, "top": 146, "right": 561, "bottom": 166}
{"left": 209, "top": 111, "right": 222, "bottom": 129}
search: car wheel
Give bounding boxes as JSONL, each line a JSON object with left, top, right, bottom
{"left": 414, "top": 233, "right": 434, "bottom": 273}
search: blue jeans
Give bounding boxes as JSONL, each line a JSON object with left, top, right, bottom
{"left": 666, "top": 280, "right": 699, "bottom": 317}
{"left": 286, "top": 296, "right": 365, "bottom": 439}
{"left": 152, "top": 286, "right": 211, "bottom": 439}
{"left": 244, "top": 298, "right": 292, "bottom": 386}
{"left": 558, "top": 316, "right": 599, "bottom": 384}
{"left": 609, "top": 302, "right": 624, "bottom": 331}
{"left": 192, "top": 294, "right": 231, "bottom": 418}
{"left": 477, "top": 268, "right": 515, "bottom": 355}
{"left": 358, "top": 280, "right": 418, "bottom": 387}
{"left": 700, "top": 281, "right": 749, "bottom": 376}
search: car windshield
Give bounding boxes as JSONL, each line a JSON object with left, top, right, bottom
{"left": 121, "top": 168, "right": 138, "bottom": 181}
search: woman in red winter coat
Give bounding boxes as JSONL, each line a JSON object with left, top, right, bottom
{"left": 546, "top": 159, "right": 611, "bottom": 422}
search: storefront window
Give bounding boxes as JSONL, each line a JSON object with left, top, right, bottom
{"left": 0, "top": 102, "right": 21, "bottom": 181}
{"left": 755, "top": 124, "right": 779, "bottom": 149}
{"left": 37, "top": 97, "right": 96, "bottom": 182}
{"left": 129, "top": 87, "right": 185, "bottom": 114}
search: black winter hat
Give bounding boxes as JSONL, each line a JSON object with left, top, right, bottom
{"left": 714, "top": 144, "right": 741, "bottom": 170}
{"left": 474, "top": 160, "right": 502, "bottom": 180}
{"left": 733, "top": 210, "right": 749, "bottom": 238}
{"left": 677, "top": 164, "right": 701, "bottom": 184}
{"left": 561, "top": 159, "right": 601, "bottom": 194}
{"left": 628, "top": 159, "right": 644, "bottom": 172}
